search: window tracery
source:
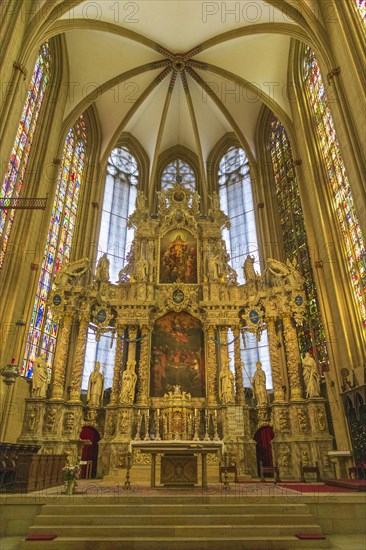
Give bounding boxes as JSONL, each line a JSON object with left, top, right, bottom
{"left": 161, "top": 158, "right": 196, "bottom": 191}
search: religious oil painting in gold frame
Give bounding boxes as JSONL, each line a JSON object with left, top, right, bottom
{"left": 150, "top": 312, "right": 205, "bottom": 397}
{"left": 159, "top": 229, "right": 197, "bottom": 284}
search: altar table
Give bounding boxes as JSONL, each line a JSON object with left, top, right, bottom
{"left": 130, "top": 441, "right": 223, "bottom": 489}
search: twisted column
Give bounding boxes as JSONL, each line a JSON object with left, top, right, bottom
{"left": 136, "top": 324, "right": 151, "bottom": 406}
{"left": 267, "top": 318, "right": 284, "bottom": 402}
{"left": 110, "top": 323, "right": 125, "bottom": 405}
{"left": 206, "top": 325, "right": 218, "bottom": 406}
{"left": 233, "top": 326, "right": 245, "bottom": 405}
{"left": 51, "top": 310, "right": 74, "bottom": 399}
{"left": 69, "top": 311, "right": 90, "bottom": 402}
{"left": 283, "top": 314, "right": 302, "bottom": 400}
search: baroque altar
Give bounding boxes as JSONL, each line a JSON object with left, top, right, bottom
{"left": 19, "top": 180, "right": 333, "bottom": 480}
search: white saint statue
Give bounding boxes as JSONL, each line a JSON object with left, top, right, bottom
{"left": 219, "top": 360, "right": 235, "bottom": 405}
{"left": 120, "top": 361, "right": 137, "bottom": 404}
{"left": 95, "top": 253, "right": 110, "bottom": 283}
{"left": 251, "top": 361, "right": 268, "bottom": 406}
{"left": 32, "top": 354, "right": 48, "bottom": 398}
{"left": 87, "top": 361, "right": 104, "bottom": 407}
{"left": 302, "top": 352, "right": 320, "bottom": 398}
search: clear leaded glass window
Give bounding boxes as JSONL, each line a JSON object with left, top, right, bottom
{"left": 269, "top": 115, "right": 329, "bottom": 372}
{"left": 82, "top": 146, "right": 139, "bottom": 391}
{"left": 304, "top": 47, "right": 366, "bottom": 327}
{"left": 97, "top": 147, "right": 138, "bottom": 282}
{"left": 218, "top": 145, "right": 272, "bottom": 388}
{"left": 22, "top": 116, "right": 87, "bottom": 378}
{"left": 161, "top": 159, "right": 196, "bottom": 191}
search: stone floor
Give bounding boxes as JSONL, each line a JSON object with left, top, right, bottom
{"left": 1, "top": 534, "right": 365, "bottom": 550}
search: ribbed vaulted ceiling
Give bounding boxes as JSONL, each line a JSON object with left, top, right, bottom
{"left": 34, "top": 0, "right": 325, "bottom": 174}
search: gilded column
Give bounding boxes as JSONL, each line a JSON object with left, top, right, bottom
{"left": 109, "top": 323, "right": 125, "bottom": 405}
{"left": 69, "top": 310, "right": 90, "bottom": 402}
{"left": 51, "top": 310, "right": 74, "bottom": 400}
{"left": 136, "top": 324, "right": 151, "bottom": 407}
{"left": 233, "top": 326, "right": 245, "bottom": 406}
{"left": 267, "top": 318, "right": 284, "bottom": 402}
{"left": 206, "top": 325, "right": 218, "bottom": 406}
{"left": 283, "top": 315, "right": 302, "bottom": 400}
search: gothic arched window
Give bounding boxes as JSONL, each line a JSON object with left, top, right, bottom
{"left": 22, "top": 116, "right": 87, "bottom": 378}
{"left": 97, "top": 146, "right": 139, "bottom": 282}
{"left": 304, "top": 47, "right": 366, "bottom": 326}
{"left": 218, "top": 145, "right": 271, "bottom": 387}
{"left": 82, "top": 145, "right": 140, "bottom": 391}
{"left": 269, "top": 115, "right": 329, "bottom": 371}
{"left": 161, "top": 158, "right": 196, "bottom": 191}
{"left": 0, "top": 42, "right": 51, "bottom": 268}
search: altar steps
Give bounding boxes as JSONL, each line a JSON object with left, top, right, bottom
{"left": 19, "top": 498, "right": 329, "bottom": 549}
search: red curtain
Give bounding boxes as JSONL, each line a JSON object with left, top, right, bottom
{"left": 80, "top": 426, "right": 100, "bottom": 478}
{"left": 254, "top": 426, "right": 274, "bottom": 476}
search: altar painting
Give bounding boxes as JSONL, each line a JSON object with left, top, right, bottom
{"left": 159, "top": 229, "right": 197, "bottom": 284}
{"left": 150, "top": 312, "right": 205, "bottom": 397}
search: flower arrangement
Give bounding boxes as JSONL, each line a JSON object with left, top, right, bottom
{"left": 63, "top": 461, "right": 80, "bottom": 482}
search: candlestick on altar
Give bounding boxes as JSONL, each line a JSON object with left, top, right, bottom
{"left": 123, "top": 451, "right": 132, "bottom": 490}
{"left": 155, "top": 410, "right": 161, "bottom": 441}
{"left": 144, "top": 411, "right": 150, "bottom": 440}
{"left": 204, "top": 409, "right": 210, "bottom": 441}
{"left": 223, "top": 452, "right": 230, "bottom": 490}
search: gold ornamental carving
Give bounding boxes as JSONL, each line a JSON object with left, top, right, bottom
{"left": 266, "top": 318, "right": 284, "bottom": 401}
{"left": 69, "top": 311, "right": 90, "bottom": 402}
{"left": 51, "top": 311, "right": 74, "bottom": 399}
{"left": 283, "top": 315, "right": 302, "bottom": 400}
{"left": 110, "top": 324, "right": 125, "bottom": 405}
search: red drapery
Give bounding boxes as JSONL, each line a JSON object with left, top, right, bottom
{"left": 254, "top": 426, "right": 274, "bottom": 476}
{"left": 80, "top": 426, "right": 100, "bottom": 479}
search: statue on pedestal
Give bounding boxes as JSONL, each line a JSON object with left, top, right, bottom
{"left": 32, "top": 354, "right": 48, "bottom": 398}
{"left": 87, "top": 361, "right": 104, "bottom": 407}
{"left": 95, "top": 253, "right": 110, "bottom": 283}
{"left": 243, "top": 255, "right": 256, "bottom": 283}
{"left": 219, "top": 360, "right": 235, "bottom": 405}
{"left": 120, "top": 361, "right": 137, "bottom": 404}
{"left": 302, "top": 352, "right": 320, "bottom": 398}
{"left": 251, "top": 361, "right": 268, "bottom": 406}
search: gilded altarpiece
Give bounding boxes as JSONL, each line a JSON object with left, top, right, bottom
{"left": 18, "top": 182, "right": 333, "bottom": 481}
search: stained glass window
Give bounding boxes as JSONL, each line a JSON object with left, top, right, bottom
{"left": 0, "top": 42, "right": 51, "bottom": 269}
{"left": 218, "top": 146, "right": 272, "bottom": 388}
{"left": 22, "top": 116, "right": 87, "bottom": 378}
{"left": 161, "top": 159, "right": 196, "bottom": 191}
{"left": 304, "top": 48, "right": 366, "bottom": 327}
{"left": 269, "top": 116, "right": 329, "bottom": 371}
{"left": 355, "top": 0, "right": 366, "bottom": 21}
{"left": 82, "top": 146, "right": 139, "bottom": 390}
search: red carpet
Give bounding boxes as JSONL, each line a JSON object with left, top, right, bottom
{"left": 25, "top": 534, "right": 57, "bottom": 540}
{"left": 279, "top": 483, "right": 358, "bottom": 493}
